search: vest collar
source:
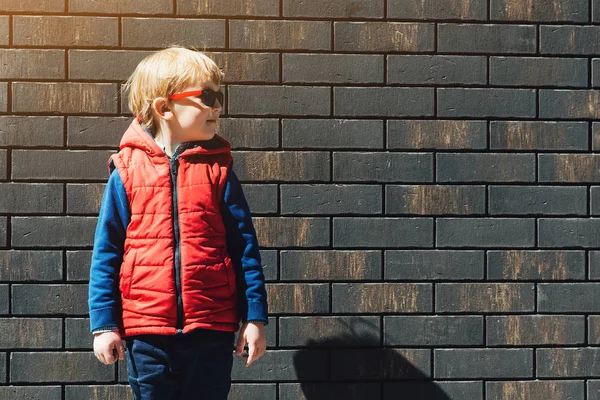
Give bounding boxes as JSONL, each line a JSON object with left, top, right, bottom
{"left": 119, "top": 117, "right": 232, "bottom": 158}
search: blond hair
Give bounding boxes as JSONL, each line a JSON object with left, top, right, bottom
{"left": 122, "top": 45, "right": 224, "bottom": 133}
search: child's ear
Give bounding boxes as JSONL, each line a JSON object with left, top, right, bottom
{"left": 152, "top": 97, "right": 174, "bottom": 120}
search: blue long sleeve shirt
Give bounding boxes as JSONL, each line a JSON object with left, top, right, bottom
{"left": 88, "top": 142, "right": 269, "bottom": 333}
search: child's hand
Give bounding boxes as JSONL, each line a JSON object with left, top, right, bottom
{"left": 93, "top": 331, "right": 126, "bottom": 365}
{"left": 235, "top": 321, "right": 266, "bottom": 367}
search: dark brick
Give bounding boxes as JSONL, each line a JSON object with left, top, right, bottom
{"left": 594, "top": 123, "right": 600, "bottom": 151}
{"left": 537, "top": 348, "right": 600, "bottom": 377}
{"left": 539, "top": 154, "right": 600, "bottom": 182}
{"left": 284, "top": 0, "right": 383, "bottom": 18}
{"left": 231, "top": 350, "right": 328, "bottom": 381}
{"left": 69, "top": 50, "right": 152, "bottom": 81}
{"left": 437, "top": 218, "right": 535, "bottom": 247}
{"left": 253, "top": 217, "right": 329, "bottom": 247}
{"left": 589, "top": 316, "right": 600, "bottom": 344}
{"left": 436, "top": 283, "right": 535, "bottom": 312}
{"left": 538, "top": 283, "right": 600, "bottom": 312}
{"left": 541, "top": 26, "right": 600, "bottom": 54}
{"left": 280, "top": 250, "right": 381, "bottom": 281}
{"left": 491, "top": 0, "right": 588, "bottom": 21}
{"left": 281, "top": 184, "right": 381, "bottom": 215}
{"left": 12, "top": 284, "right": 88, "bottom": 315}
{"left": 230, "top": 20, "right": 330, "bottom": 50}
{"left": 385, "top": 381, "right": 483, "bottom": 400}
{"left": 232, "top": 151, "right": 330, "bottom": 182}
{"left": 540, "top": 89, "right": 600, "bottom": 119}
{"left": 65, "top": 386, "right": 133, "bottom": 400}
{"left": 70, "top": 0, "right": 172, "bottom": 13}
{"left": 283, "top": 54, "right": 383, "bottom": 83}
{"left": 0, "top": 183, "right": 62, "bottom": 214}
{"left": 385, "top": 250, "right": 484, "bottom": 280}
{"left": 0, "top": 250, "right": 62, "bottom": 281}
{"left": 596, "top": 0, "right": 600, "bottom": 22}
{"left": 0, "top": 83, "right": 6, "bottom": 112}
{"left": 0, "top": 386, "right": 61, "bottom": 400}
{"left": 12, "top": 150, "right": 114, "bottom": 180}
{"left": 13, "top": 16, "right": 118, "bottom": 47}
{"left": 386, "top": 185, "right": 485, "bottom": 215}
{"left": 279, "top": 316, "right": 380, "bottom": 347}
{"left": 438, "top": 88, "right": 536, "bottom": 118}
{"left": 259, "top": 250, "right": 277, "bottom": 281}
{"left": 122, "top": 18, "right": 225, "bottom": 48}
{"left": 229, "top": 384, "right": 276, "bottom": 400}
{"left": 387, "top": 120, "right": 487, "bottom": 149}
{"left": 12, "top": 83, "right": 117, "bottom": 114}
{"left": 491, "top": 56, "right": 587, "bottom": 87}
{"left": 0, "top": 285, "right": 8, "bottom": 314}
{"left": 491, "top": 121, "right": 589, "bottom": 150}
{"left": 331, "top": 349, "right": 430, "bottom": 380}
{"left": 594, "top": 59, "right": 600, "bottom": 87}
{"left": 0, "top": 318, "right": 62, "bottom": 348}
{"left": 0, "top": 116, "right": 63, "bottom": 147}
{"left": 67, "top": 183, "right": 105, "bottom": 214}
{"left": 332, "top": 283, "right": 433, "bottom": 313}
{"left": 438, "top": 24, "right": 536, "bottom": 53}
{"left": 437, "top": 153, "right": 535, "bottom": 182}
{"left": 241, "top": 184, "right": 277, "bottom": 214}
{"left": 12, "top": 217, "right": 97, "bottom": 247}
{"left": 435, "top": 349, "right": 533, "bottom": 378}
{"left": 334, "top": 22, "right": 434, "bottom": 52}
{"left": 229, "top": 86, "right": 330, "bottom": 116}
{"left": 388, "top": 55, "right": 486, "bottom": 85}
{"left": 283, "top": 119, "right": 383, "bottom": 149}
{"left": 65, "top": 318, "right": 93, "bottom": 349}
{"left": 487, "top": 381, "right": 584, "bottom": 400}
{"left": 266, "top": 283, "right": 329, "bottom": 314}
{"left": 67, "top": 117, "right": 134, "bottom": 147}
{"left": 209, "top": 52, "right": 279, "bottom": 83}
{"left": 0, "top": 0, "right": 63, "bottom": 12}
{"left": 335, "top": 87, "right": 434, "bottom": 117}
{"left": 389, "top": 0, "right": 486, "bottom": 19}
{"left": 487, "top": 315, "right": 585, "bottom": 345}
{"left": 384, "top": 316, "right": 483, "bottom": 346}
{"left": 0, "top": 218, "right": 7, "bottom": 248}
{"left": 489, "top": 186, "right": 587, "bottom": 215}
{"left": 10, "top": 352, "right": 113, "bottom": 383}
{"left": 488, "top": 250, "right": 585, "bottom": 280}
{"left": 0, "top": 50, "right": 64, "bottom": 79}
{"left": 178, "top": 0, "right": 278, "bottom": 16}
{"left": 539, "top": 218, "right": 600, "bottom": 248}
{"left": 282, "top": 383, "right": 379, "bottom": 400}
{"left": 66, "top": 250, "right": 92, "bottom": 281}
{"left": 334, "top": 152, "right": 433, "bottom": 182}
{"left": 0, "top": 16, "right": 6, "bottom": 45}
{"left": 594, "top": 187, "right": 600, "bottom": 216}
{"left": 219, "top": 118, "right": 279, "bottom": 149}
{"left": 591, "top": 251, "right": 600, "bottom": 280}
{"left": 590, "top": 380, "right": 600, "bottom": 400}
{"left": 334, "top": 217, "right": 433, "bottom": 247}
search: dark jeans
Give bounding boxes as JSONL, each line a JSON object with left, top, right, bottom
{"left": 124, "top": 328, "right": 236, "bottom": 400}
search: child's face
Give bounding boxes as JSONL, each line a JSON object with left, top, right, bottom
{"left": 168, "top": 81, "right": 222, "bottom": 142}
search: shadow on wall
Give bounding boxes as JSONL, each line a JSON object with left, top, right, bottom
{"left": 292, "top": 318, "right": 452, "bottom": 400}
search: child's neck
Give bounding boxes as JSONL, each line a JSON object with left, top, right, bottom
{"left": 153, "top": 131, "right": 179, "bottom": 158}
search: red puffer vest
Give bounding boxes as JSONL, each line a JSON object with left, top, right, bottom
{"left": 109, "top": 118, "right": 240, "bottom": 337}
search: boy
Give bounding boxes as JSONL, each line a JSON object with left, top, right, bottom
{"left": 88, "top": 46, "right": 268, "bottom": 399}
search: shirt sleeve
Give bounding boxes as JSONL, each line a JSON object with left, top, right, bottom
{"left": 88, "top": 168, "right": 130, "bottom": 333}
{"left": 221, "top": 168, "right": 269, "bottom": 325}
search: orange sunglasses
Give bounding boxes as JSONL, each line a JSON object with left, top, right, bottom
{"left": 169, "top": 89, "right": 224, "bottom": 107}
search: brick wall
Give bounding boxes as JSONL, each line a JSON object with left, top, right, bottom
{"left": 1, "top": 0, "right": 600, "bottom": 399}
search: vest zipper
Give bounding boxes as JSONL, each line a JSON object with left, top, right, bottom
{"left": 170, "top": 155, "right": 184, "bottom": 334}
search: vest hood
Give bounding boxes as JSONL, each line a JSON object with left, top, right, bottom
{"left": 119, "top": 118, "right": 232, "bottom": 157}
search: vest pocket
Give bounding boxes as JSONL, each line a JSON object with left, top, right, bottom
{"left": 220, "top": 248, "right": 237, "bottom": 296}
